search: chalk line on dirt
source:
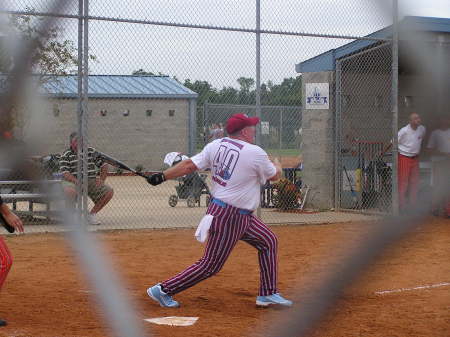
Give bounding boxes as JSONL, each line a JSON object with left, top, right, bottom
{"left": 375, "top": 282, "right": 450, "bottom": 295}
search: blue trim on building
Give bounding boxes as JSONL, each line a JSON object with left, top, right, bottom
{"left": 296, "top": 16, "right": 450, "bottom": 73}
{"left": 2, "top": 75, "right": 199, "bottom": 99}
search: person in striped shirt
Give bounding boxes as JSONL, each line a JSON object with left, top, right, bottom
{"left": 60, "top": 132, "right": 114, "bottom": 225}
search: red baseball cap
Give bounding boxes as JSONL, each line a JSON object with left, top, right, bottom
{"left": 226, "top": 113, "right": 260, "bottom": 134}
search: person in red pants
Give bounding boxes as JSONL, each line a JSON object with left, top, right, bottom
{"left": 397, "top": 113, "right": 426, "bottom": 211}
{"left": 0, "top": 196, "right": 24, "bottom": 327}
{"left": 427, "top": 116, "right": 450, "bottom": 218}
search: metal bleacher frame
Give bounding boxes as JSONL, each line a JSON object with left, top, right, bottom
{"left": 0, "top": 180, "right": 63, "bottom": 221}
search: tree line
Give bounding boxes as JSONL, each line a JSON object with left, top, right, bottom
{"left": 132, "top": 69, "right": 302, "bottom": 107}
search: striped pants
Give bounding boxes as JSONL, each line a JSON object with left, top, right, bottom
{"left": 398, "top": 154, "right": 420, "bottom": 210}
{"left": 162, "top": 202, "right": 278, "bottom": 296}
{"left": 0, "top": 236, "right": 13, "bottom": 290}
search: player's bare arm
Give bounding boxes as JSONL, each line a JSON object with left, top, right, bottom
{"left": 164, "top": 160, "right": 197, "bottom": 180}
{"left": 147, "top": 159, "right": 197, "bottom": 185}
{"left": 269, "top": 157, "right": 282, "bottom": 181}
{"left": 97, "top": 163, "right": 109, "bottom": 186}
{"left": 63, "top": 172, "right": 78, "bottom": 184}
{"left": 0, "top": 203, "right": 24, "bottom": 233}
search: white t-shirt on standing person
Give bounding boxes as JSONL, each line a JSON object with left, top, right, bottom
{"left": 398, "top": 124, "right": 426, "bottom": 157}
{"left": 427, "top": 128, "right": 450, "bottom": 162}
{"left": 191, "top": 137, "right": 276, "bottom": 211}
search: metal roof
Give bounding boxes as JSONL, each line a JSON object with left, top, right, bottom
{"left": 296, "top": 16, "right": 450, "bottom": 74}
{"left": 40, "top": 75, "right": 198, "bottom": 99}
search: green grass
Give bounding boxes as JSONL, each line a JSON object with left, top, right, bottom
{"left": 266, "top": 148, "right": 300, "bottom": 157}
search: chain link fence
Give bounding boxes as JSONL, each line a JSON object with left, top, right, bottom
{"left": 336, "top": 43, "right": 393, "bottom": 213}
{"left": 2, "top": 1, "right": 396, "bottom": 231}
{"left": 2, "top": 1, "right": 450, "bottom": 337}
{"left": 203, "top": 103, "right": 301, "bottom": 154}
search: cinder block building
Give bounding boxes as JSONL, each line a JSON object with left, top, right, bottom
{"left": 36, "top": 75, "right": 198, "bottom": 170}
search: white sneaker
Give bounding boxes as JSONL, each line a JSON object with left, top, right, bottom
{"left": 88, "top": 213, "right": 101, "bottom": 225}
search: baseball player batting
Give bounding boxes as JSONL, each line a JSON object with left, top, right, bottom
{"left": 146, "top": 113, "right": 292, "bottom": 308}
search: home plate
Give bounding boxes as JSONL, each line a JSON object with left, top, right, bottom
{"left": 144, "top": 317, "right": 199, "bottom": 326}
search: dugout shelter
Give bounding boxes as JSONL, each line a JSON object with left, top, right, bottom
{"left": 296, "top": 16, "right": 450, "bottom": 212}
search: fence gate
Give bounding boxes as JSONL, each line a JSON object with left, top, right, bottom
{"left": 336, "top": 43, "right": 393, "bottom": 213}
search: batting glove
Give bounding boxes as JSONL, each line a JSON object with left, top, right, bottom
{"left": 147, "top": 173, "right": 166, "bottom": 186}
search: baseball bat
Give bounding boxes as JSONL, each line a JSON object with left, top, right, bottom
{"left": 94, "top": 151, "right": 149, "bottom": 179}
{"left": 343, "top": 165, "right": 357, "bottom": 208}
{"left": 0, "top": 213, "right": 15, "bottom": 233}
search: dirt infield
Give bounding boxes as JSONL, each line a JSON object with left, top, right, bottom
{"left": 0, "top": 217, "right": 449, "bottom": 337}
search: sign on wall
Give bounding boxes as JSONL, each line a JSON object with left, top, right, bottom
{"left": 261, "top": 121, "right": 270, "bottom": 135}
{"left": 306, "top": 83, "right": 329, "bottom": 110}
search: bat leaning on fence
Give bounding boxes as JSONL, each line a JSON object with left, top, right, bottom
{"left": 343, "top": 165, "right": 358, "bottom": 208}
{"left": 94, "top": 151, "right": 150, "bottom": 179}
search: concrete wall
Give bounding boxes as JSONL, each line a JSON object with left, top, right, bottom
{"left": 301, "top": 71, "right": 335, "bottom": 210}
{"left": 24, "top": 98, "right": 190, "bottom": 170}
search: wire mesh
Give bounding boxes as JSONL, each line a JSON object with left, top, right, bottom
{"left": 1, "top": 0, "right": 449, "bottom": 336}
{"left": 336, "top": 43, "right": 394, "bottom": 213}
{"left": 2, "top": 1, "right": 397, "bottom": 233}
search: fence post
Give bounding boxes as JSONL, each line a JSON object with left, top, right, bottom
{"left": 79, "top": 0, "right": 90, "bottom": 222}
{"left": 391, "top": 0, "right": 399, "bottom": 215}
{"left": 255, "top": 0, "right": 262, "bottom": 144}
{"left": 188, "top": 98, "right": 197, "bottom": 156}
{"left": 279, "top": 109, "right": 283, "bottom": 154}
{"left": 334, "top": 60, "right": 342, "bottom": 211}
{"left": 76, "top": 0, "right": 84, "bottom": 218}
{"left": 203, "top": 103, "right": 208, "bottom": 146}
{"left": 255, "top": 0, "right": 262, "bottom": 218}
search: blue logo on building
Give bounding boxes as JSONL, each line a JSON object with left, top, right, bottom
{"left": 307, "top": 87, "right": 328, "bottom": 105}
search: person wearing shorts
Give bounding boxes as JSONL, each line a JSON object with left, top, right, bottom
{"left": 60, "top": 132, "right": 114, "bottom": 225}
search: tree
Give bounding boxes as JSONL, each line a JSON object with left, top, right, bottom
{"left": 214, "top": 86, "right": 239, "bottom": 104}
{"left": 183, "top": 79, "right": 217, "bottom": 107}
{"left": 130, "top": 70, "right": 302, "bottom": 108}
{"left": 131, "top": 69, "right": 302, "bottom": 147}
{"left": 132, "top": 69, "right": 167, "bottom": 76}
{"left": 236, "top": 77, "right": 255, "bottom": 93}
{"left": 261, "top": 76, "right": 302, "bottom": 106}
{"left": 0, "top": 11, "right": 96, "bottom": 131}
{"left": 3, "top": 12, "right": 96, "bottom": 78}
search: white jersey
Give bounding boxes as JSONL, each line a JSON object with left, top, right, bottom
{"left": 427, "top": 128, "right": 450, "bottom": 161}
{"left": 191, "top": 137, "right": 276, "bottom": 211}
{"left": 398, "top": 124, "right": 426, "bottom": 157}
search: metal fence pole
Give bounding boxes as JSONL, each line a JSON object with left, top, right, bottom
{"left": 81, "top": 0, "right": 89, "bottom": 222}
{"left": 188, "top": 98, "right": 197, "bottom": 156}
{"left": 255, "top": 0, "right": 262, "bottom": 144}
{"left": 203, "top": 102, "right": 209, "bottom": 146}
{"left": 76, "top": 0, "right": 83, "bottom": 217}
{"left": 255, "top": 0, "right": 262, "bottom": 218}
{"left": 391, "top": 0, "right": 399, "bottom": 215}
{"left": 334, "top": 60, "right": 342, "bottom": 211}
{"left": 279, "top": 109, "right": 283, "bottom": 154}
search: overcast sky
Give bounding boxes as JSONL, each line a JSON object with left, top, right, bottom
{"left": 3, "top": 0, "right": 450, "bottom": 87}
